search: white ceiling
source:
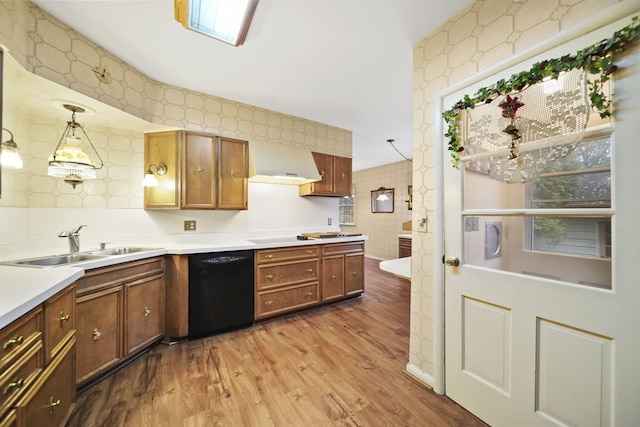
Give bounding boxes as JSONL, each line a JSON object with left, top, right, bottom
{"left": 30, "top": 0, "right": 473, "bottom": 171}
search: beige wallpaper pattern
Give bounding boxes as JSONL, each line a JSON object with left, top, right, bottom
{"left": 0, "top": 1, "right": 351, "bottom": 209}
{"left": 344, "top": 160, "right": 412, "bottom": 260}
{"left": 411, "top": 0, "right": 623, "bottom": 379}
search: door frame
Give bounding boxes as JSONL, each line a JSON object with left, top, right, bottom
{"left": 430, "top": 1, "right": 640, "bottom": 396}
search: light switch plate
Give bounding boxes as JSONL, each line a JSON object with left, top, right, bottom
{"left": 465, "top": 216, "right": 479, "bottom": 232}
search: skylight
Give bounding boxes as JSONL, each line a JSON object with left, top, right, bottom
{"left": 174, "top": 0, "right": 259, "bottom": 46}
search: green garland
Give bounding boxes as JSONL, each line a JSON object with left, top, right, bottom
{"left": 442, "top": 16, "right": 640, "bottom": 168}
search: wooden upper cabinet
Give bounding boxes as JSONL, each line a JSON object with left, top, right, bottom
{"left": 217, "top": 137, "right": 248, "bottom": 210}
{"left": 182, "top": 132, "right": 216, "bottom": 209}
{"left": 333, "top": 156, "right": 352, "bottom": 196}
{"left": 144, "top": 131, "right": 181, "bottom": 209}
{"left": 144, "top": 130, "right": 248, "bottom": 210}
{"left": 299, "top": 152, "right": 352, "bottom": 197}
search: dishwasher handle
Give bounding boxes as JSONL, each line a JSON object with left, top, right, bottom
{"left": 199, "top": 255, "right": 246, "bottom": 264}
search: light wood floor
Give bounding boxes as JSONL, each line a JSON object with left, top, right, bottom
{"left": 68, "top": 258, "right": 486, "bottom": 426}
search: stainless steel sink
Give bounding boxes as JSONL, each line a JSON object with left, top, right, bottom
{"left": 0, "top": 247, "right": 161, "bottom": 268}
{"left": 2, "top": 253, "right": 108, "bottom": 267}
{"left": 88, "top": 247, "right": 159, "bottom": 256}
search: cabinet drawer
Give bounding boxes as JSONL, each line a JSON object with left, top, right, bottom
{"left": 256, "top": 259, "right": 319, "bottom": 290}
{"left": 76, "top": 257, "right": 165, "bottom": 294}
{"left": 0, "top": 341, "right": 43, "bottom": 419}
{"left": 76, "top": 288, "right": 123, "bottom": 386}
{"left": 15, "top": 337, "right": 75, "bottom": 427}
{"left": 322, "top": 242, "right": 364, "bottom": 256}
{"left": 256, "top": 246, "right": 319, "bottom": 263}
{"left": 256, "top": 283, "right": 319, "bottom": 319}
{"left": 43, "top": 286, "right": 75, "bottom": 364}
{"left": 1, "top": 309, "right": 42, "bottom": 373}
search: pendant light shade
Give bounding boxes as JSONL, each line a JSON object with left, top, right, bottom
{"left": 1, "top": 128, "right": 24, "bottom": 169}
{"left": 47, "top": 104, "right": 104, "bottom": 188}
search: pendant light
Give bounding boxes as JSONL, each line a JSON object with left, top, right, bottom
{"left": 1, "top": 128, "right": 24, "bottom": 169}
{"left": 47, "top": 104, "right": 104, "bottom": 188}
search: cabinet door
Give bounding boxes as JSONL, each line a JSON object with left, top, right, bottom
{"left": 322, "top": 256, "right": 345, "bottom": 301}
{"left": 15, "top": 338, "right": 75, "bottom": 427}
{"left": 43, "top": 286, "right": 75, "bottom": 365}
{"left": 144, "top": 131, "right": 180, "bottom": 209}
{"left": 311, "top": 152, "right": 334, "bottom": 194}
{"left": 344, "top": 253, "right": 364, "bottom": 295}
{"left": 124, "top": 275, "right": 164, "bottom": 356}
{"left": 182, "top": 132, "right": 217, "bottom": 209}
{"left": 217, "top": 137, "right": 248, "bottom": 210}
{"left": 76, "top": 287, "right": 122, "bottom": 386}
{"left": 333, "top": 156, "right": 352, "bottom": 196}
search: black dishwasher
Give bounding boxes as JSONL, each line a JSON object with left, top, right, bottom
{"left": 188, "top": 250, "right": 254, "bottom": 339}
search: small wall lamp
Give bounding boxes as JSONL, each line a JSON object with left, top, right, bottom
{"left": 142, "top": 163, "right": 167, "bottom": 187}
{"left": 1, "top": 128, "right": 24, "bottom": 169}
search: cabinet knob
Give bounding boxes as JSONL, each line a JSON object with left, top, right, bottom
{"left": 265, "top": 300, "right": 273, "bottom": 306}
{"left": 92, "top": 328, "right": 101, "bottom": 341}
{"left": 230, "top": 169, "right": 235, "bottom": 178}
{"left": 58, "top": 311, "right": 70, "bottom": 324}
{"left": 3, "top": 377, "right": 24, "bottom": 395}
{"left": 307, "top": 292, "right": 313, "bottom": 296}
{"left": 265, "top": 254, "right": 273, "bottom": 260}
{"left": 332, "top": 274, "right": 336, "bottom": 280}
{"left": 352, "top": 271, "right": 358, "bottom": 276}
{"left": 265, "top": 274, "right": 274, "bottom": 280}
{"left": 306, "top": 269, "right": 313, "bottom": 273}
{"left": 320, "top": 170, "right": 325, "bottom": 177}
{"left": 143, "top": 307, "right": 151, "bottom": 317}
{"left": 49, "top": 396, "right": 61, "bottom": 415}
{"left": 3, "top": 335, "right": 24, "bottom": 349}
{"left": 341, "top": 172, "right": 346, "bottom": 179}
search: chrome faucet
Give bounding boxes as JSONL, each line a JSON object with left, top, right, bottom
{"left": 58, "top": 225, "right": 86, "bottom": 253}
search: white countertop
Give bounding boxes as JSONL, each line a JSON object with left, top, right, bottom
{"left": 379, "top": 257, "right": 411, "bottom": 280}
{"left": 398, "top": 234, "right": 412, "bottom": 239}
{"left": 0, "top": 235, "right": 366, "bottom": 329}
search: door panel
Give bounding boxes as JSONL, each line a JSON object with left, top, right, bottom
{"left": 442, "top": 15, "right": 640, "bottom": 426}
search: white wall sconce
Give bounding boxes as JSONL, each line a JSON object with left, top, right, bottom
{"left": 47, "top": 104, "right": 104, "bottom": 189}
{"left": 1, "top": 128, "right": 24, "bottom": 169}
{"left": 142, "top": 163, "right": 168, "bottom": 187}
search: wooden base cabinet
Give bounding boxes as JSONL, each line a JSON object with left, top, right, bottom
{"left": 254, "top": 241, "right": 365, "bottom": 321}
{"left": 0, "top": 285, "right": 76, "bottom": 427}
{"left": 322, "top": 242, "right": 365, "bottom": 299}
{"left": 74, "top": 258, "right": 165, "bottom": 388}
{"left": 255, "top": 246, "right": 320, "bottom": 320}
{"left": 399, "top": 237, "right": 411, "bottom": 258}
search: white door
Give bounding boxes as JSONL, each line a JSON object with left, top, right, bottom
{"left": 442, "top": 15, "right": 640, "bottom": 427}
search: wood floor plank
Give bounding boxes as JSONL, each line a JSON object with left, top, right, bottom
{"left": 68, "top": 258, "right": 486, "bottom": 427}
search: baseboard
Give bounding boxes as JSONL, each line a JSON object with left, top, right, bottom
{"left": 405, "top": 362, "right": 438, "bottom": 393}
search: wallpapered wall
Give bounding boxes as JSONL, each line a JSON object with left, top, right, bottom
{"left": 410, "top": 0, "right": 626, "bottom": 382}
{"left": 344, "top": 160, "right": 412, "bottom": 260}
{"left": 0, "top": 0, "right": 351, "bottom": 209}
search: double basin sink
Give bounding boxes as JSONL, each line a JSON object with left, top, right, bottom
{"left": 0, "top": 247, "right": 160, "bottom": 268}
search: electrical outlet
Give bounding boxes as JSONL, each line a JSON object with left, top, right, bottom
{"left": 328, "top": 218, "right": 332, "bottom": 226}
{"left": 184, "top": 220, "right": 196, "bottom": 231}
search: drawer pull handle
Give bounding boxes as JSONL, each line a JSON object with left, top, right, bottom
{"left": 306, "top": 269, "right": 313, "bottom": 273}
{"left": 306, "top": 250, "right": 312, "bottom": 254}
{"left": 3, "top": 335, "right": 24, "bottom": 349}
{"left": 230, "top": 169, "right": 234, "bottom": 178}
{"left": 59, "top": 311, "right": 70, "bottom": 324}
{"left": 49, "top": 396, "right": 61, "bottom": 414}
{"left": 307, "top": 292, "right": 313, "bottom": 296}
{"left": 92, "top": 328, "right": 101, "bottom": 341}
{"left": 265, "top": 254, "right": 273, "bottom": 260}
{"left": 3, "top": 377, "right": 24, "bottom": 395}
{"left": 265, "top": 274, "right": 274, "bottom": 280}
{"left": 265, "top": 300, "right": 273, "bottom": 306}
{"left": 144, "top": 307, "right": 151, "bottom": 317}
{"left": 341, "top": 172, "right": 346, "bottom": 179}
{"left": 352, "top": 271, "right": 358, "bottom": 276}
